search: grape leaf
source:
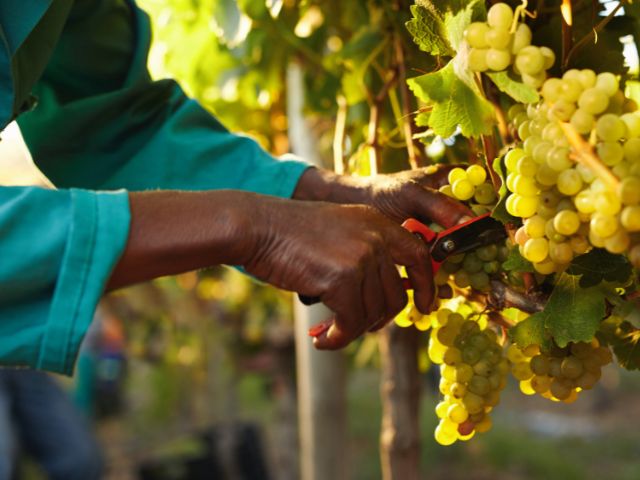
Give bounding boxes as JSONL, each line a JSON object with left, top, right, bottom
{"left": 405, "top": 4, "right": 454, "bottom": 57}
{"left": 490, "top": 154, "right": 517, "bottom": 224}
{"left": 415, "top": 111, "right": 430, "bottom": 127}
{"left": 509, "top": 314, "right": 549, "bottom": 350}
{"left": 502, "top": 248, "right": 534, "bottom": 273}
{"left": 407, "top": 62, "right": 494, "bottom": 138}
{"left": 566, "top": 249, "right": 633, "bottom": 289}
{"left": 486, "top": 72, "right": 539, "bottom": 105}
{"left": 539, "top": 273, "right": 607, "bottom": 347}
{"left": 599, "top": 317, "right": 640, "bottom": 371}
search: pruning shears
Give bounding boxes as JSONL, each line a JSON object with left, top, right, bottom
{"left": 306, "top": 213, "right": 507, "bottom": 338}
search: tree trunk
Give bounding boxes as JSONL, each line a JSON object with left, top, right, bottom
{"left": 287, "top": 62, "right": 348, "bottom": 480}
{"left": 379, "top": 324, "right": 421, "bottom": 480}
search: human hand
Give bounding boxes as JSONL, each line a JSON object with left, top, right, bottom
{"left": 239, "top": 196, "right": 435, "bottom": 349}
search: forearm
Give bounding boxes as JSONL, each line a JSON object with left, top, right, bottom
{"left": 107, "top": 190, "right": 260, "bottom": 290}
{"left": 292, "top": 167, "right": 371, "bottom": 204}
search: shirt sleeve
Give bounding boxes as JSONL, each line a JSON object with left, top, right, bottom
{"left": 0, "top": 186, "right": 130, "bottom": 375}
{"left": 16, "top": 0, "right": 310, "bottom": 197}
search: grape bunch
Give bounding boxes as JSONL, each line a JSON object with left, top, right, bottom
{"left": 437, "top": 242, "right": 510, "bottom": 292}
{"left": 507, "top": 69, "right": 640, "bottom": 271}
{"left": 439, "top": 165, "right": 496, "bottom": 210}
{"left": 464, "top": 2, "right": 554, "bottom": 87}
{"left": 507, "top": 339, "right": 613, "bottom": 402}
{"left": 429, "top": 308, "right": 508, "bottom": 445}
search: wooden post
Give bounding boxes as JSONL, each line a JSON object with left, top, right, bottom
{"left": 379, "top": 324, "right": 421, "bottom": 480}
{"left": 287, "top": 63, "right": 348, "bottom": 480}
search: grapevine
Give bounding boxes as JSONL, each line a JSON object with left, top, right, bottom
{"left": 396, "top": 0, "right": 640, "bottom": 446}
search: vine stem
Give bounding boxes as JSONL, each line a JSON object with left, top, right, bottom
{"left": 393, "top": 34, "right": 422, "bottom": 169}
{"left": 559, "top": 121, "right": 621, "bottom": 190}
{"left": 562, "top": 0, "right": 627, "bottom": 69}
{"left": 333, "top": 95, "right": 348, "bottom": 175}
{"left": 488, "top": 280, "right": 547, "bottom": 314}
{"left": 367, "top": 70, "right": 399, "bottom": 174}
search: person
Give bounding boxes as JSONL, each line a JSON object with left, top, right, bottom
{"left": 0, "top": 0, "right": 471, "bottom": 378}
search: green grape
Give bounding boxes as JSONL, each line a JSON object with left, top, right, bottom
{"left": 578, "top": 88, "right": 609, "bottom": 115}
{"left": 550, "top": 379, "right": 572, "bottom": 400}
{"left": 545, "top": 219, "right": 566, "bottom": 243}
{"left": 512, "top": 194, "right": 539, "bottom": 218}
{"left": 468, "top": 375, "right": 491, "bottom": 396}
{"left": 570, "top": 109, "right": 595, "bottom": 134}
{"left": 513, "top": 175, "right": 538, "bottom": 196}
{"left": 516, "top": 156, "right": 538, "bottom": 177}
{"left": 522, "top": 72, "right": 545, "bottom": 89}
{"left": 624, "top": 138, "right": 640, "bottom": 162}
{"left": 621, "top": 205, "right": 640, "bottom": 231}
{"left": 549, "top": 100, "right": 576, "bottom": 122}
{"left": 462, "top": 253, "right": 483, "bottom": 273}
{"left": 542, "top": 123, "right": 563, "bottom": 142}
{"left": 620, "top": 112, "right": 640, "bottom": 137}
{"left": 448, "top": 167, "right": 467, "bottom": 184}
{"left": 605, "top": 228, "right": 630, "bottom": 254}
{"left": 560, "top": 356, "right": 583, "bottom": 379}
{"left": 578, "top": 69, "right": 597, "bottom": 89}
{"left": 569, "top": 235, "right": 590, "bottom": 254}
{"left": 464, "top": 22, "right": 490, "bottom": 48}
{"left": 556, "top": 169, "right": 582, "bottom": 196}
{"left": 618, "top": 177, "right": 640, "bottom": 205}
{"left": 549, "top": 241, "right": 574, "bottom": 264}
{"left": 434, "top": 424, "right": 457, "bottom": 446}
{"left": 523, "top": 237, "right": 549, "bottom": 263}
{"left": 466, "top": 164, "right": 487, "bottom": 186}
{"left": 511, "top": 23, "right": 532, "bottom": 54}
{"left": 596, "top": 113, "right": 627, "bottom": 142}
{"left": 474, "top": 183, "right": 497, "bottom": 204}
{"left": 553, "top": 210, "right": 580, "bottom": 236}
{"left": 454, "top": 270, "right": 471, "bottom": 288}
{"left": 540, "top": 46, "right": 555, "bottom": 70}
{"left": 595, "top": 72, "right": 619, "bottom": 97}
{"left": 523, "top": 136, "right": 541, "bottom": 155}
{"left": 486, "top": 48, "right": 511, "bottom": 71}
{"left": 469, "top": 271, "right": 490, "bottom": 290}
{"left": 525, "top": 215, "right": 546, "bottom": 238}
{"left": 590, "top": 212, "right": 618, "bottom": 237}
{"left": 515, "top": 46, "right": 545, "bottom": 75}
{"left": 541, "top": 78, "right": 563, "bottom": 102}
{"left": 559, "top": 78, "right": 582, "bottom": 103}
{"left": 597, "top": 142, "right": 625, "bottom": 166}
{"left": 546, "top": 146, "right": 572, "bottom": 172}
{"left": 505, "top": 148, "right": 526, "bottom": 171}
{"left": 486, "top": 28, "right": 512, "bottom": 49}
{"left": 594, "top": 190, "right": 621, "bottom": 215}
{"left": 447, "top": 403, "right": 469, "bottom": 424}
{"left": 487, "top": 2, "right": 513, "bottom": 30}
{"left": 532, "top": 141, "right": 553, "bottom": 164}
{"left": 530, "top": 355, "right": 550, "bottom": 375}
{"left": 476, "top": 244, "right": 498, "bottom": 261}
{"left": 452, "top": 178, "right": 475, "bottom": 201}
{"left": 574, "top": 190, "right": 595, "bottom": 214}
{"left": 483, "top": 260, "right": 500, "bottom": 274}
{"left": 535, "top": 164, "right": 559, "bottom": 187}
{"left": 468, "top": 48, "right": 489, "bottom": 72}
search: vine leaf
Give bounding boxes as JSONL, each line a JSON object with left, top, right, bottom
{"left": 502, "top": 247, "right": 534, "bottom": 273}
{"left": 566, "top": 249, "right": 633, "bottom": 288}
{"left": 540, "top": 273, "right": 607, "bottom": 347}
{"left": 510, "top": 314, "right": 549, "bottom": 350}
{"left": 490, "top": 154, "right": 517, "bottom": 224}
{"left": 407, "top": 62, "right": 494, "bottom": 138}
{"left": 599, "top": 316, "right": 640, "bottom": 370}
{"left": 405, "top": 4, "right": 454, "bottom": 57}
{"left": 486, "top": 72, "right": 539, "bottom": 104}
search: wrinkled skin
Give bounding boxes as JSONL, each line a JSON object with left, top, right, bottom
{"left": 109, "top": 165, "right": 472, "bottom": 351}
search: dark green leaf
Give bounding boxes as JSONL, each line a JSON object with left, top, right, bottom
{"left": 599, "top": 317, "right": 640, "bottom": 370}
{"left": 566, "top": 249, "right": 633, "bottom": 288}
{"left": 541, "top": 273, "right": 607, "bottom": 347}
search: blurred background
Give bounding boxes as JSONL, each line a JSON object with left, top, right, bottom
{"left": 2, "top": 0, "right": 640, "bottom": 479}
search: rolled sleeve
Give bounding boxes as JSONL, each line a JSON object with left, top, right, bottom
{"left": 0, "top": 187, "right": 130, "bottom": 374}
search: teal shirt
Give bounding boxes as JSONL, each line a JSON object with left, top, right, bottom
{"left": 0, "top": 0, "right": 309, "bottom": 374}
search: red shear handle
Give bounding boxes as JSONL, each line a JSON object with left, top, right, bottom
{"left": 401, "top": 218, "right": 443, "bottom": 276}
{"left": 308, "top": 219, "right": 439, "bottom": 338}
